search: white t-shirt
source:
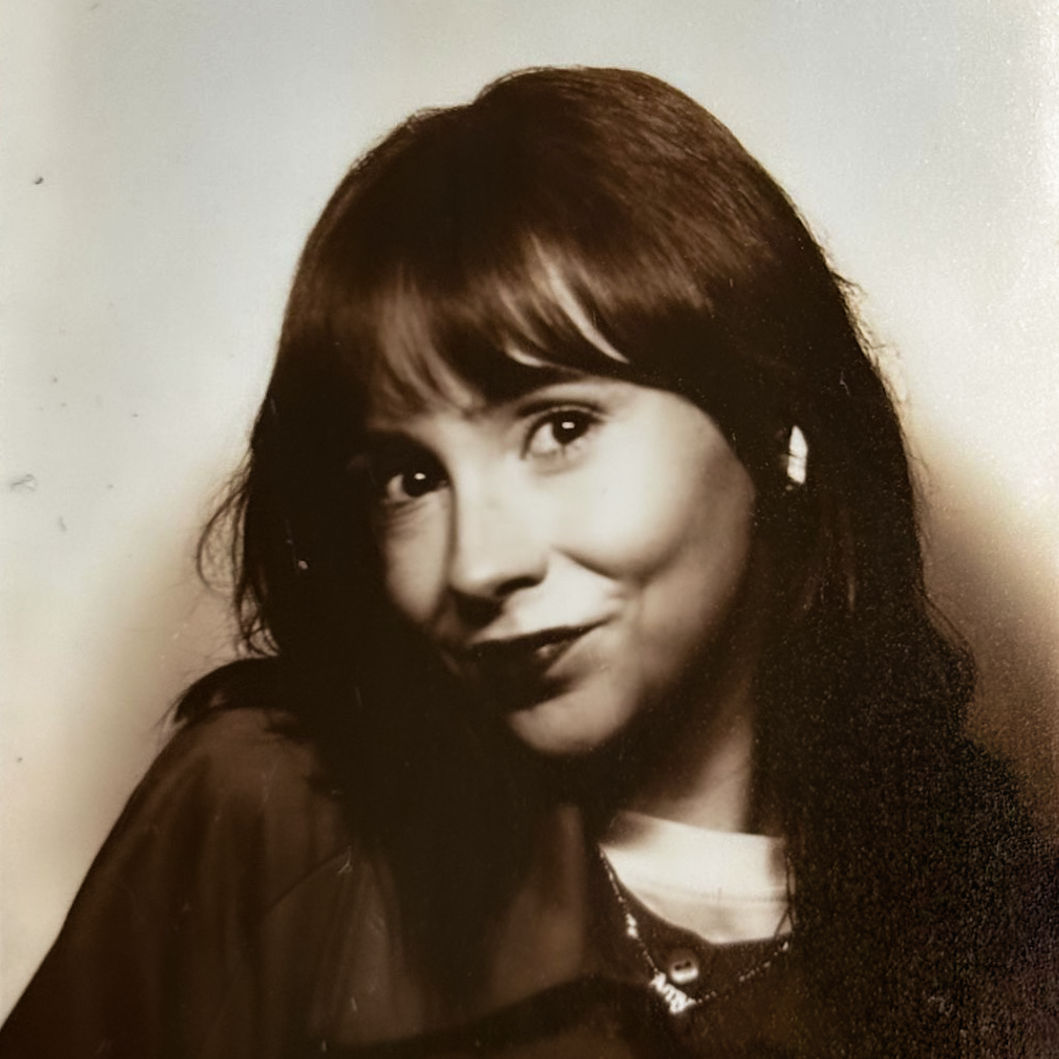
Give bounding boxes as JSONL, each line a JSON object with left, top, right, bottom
{"left": 600, "top": 810, "right": 791, "bottom": 945}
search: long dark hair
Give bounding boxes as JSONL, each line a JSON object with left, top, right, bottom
{"left": 184, "top": 67, "right": 1036, "bottom": 1051}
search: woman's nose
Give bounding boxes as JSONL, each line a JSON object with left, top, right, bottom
{"left": 445, "top": 481, "right": 548, "bottom": 604}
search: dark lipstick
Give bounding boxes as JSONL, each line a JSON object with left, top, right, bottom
{"left": 467, "top": 624, "right": 598, "bottom": 707}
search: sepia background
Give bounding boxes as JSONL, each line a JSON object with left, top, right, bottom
{"left": 2, "top": 0, "right": 1057, "bottom": 1017}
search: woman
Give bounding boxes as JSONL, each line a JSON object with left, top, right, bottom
{"left": 1, "top": 66, "right": 1054, "bottom": 1058}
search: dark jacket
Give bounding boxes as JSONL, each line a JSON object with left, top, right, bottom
{"left": 1, "top": 707, "right": 1054, "bottom": 1057}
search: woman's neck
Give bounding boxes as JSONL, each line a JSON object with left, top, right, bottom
{"left": 622, "top": 660, "right": 761, "bottom": 833}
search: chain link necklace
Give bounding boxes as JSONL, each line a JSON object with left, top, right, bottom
{"left": 597, "top": 848, "right": 793, "bottom": 1016}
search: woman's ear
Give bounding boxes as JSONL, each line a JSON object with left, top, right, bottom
{"left": 784, "top": 425, "right": 808, "bottom": 487}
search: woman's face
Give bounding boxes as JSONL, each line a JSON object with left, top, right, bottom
{"left": 365, "top": 369, "right": 757, "bottom": 756}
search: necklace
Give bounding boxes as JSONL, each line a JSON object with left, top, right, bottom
{"left": 597, "top": 849, "right": 792, "bottom": 1017}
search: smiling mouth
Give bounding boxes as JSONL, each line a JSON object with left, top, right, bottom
{"left": 465, "top": 624, "right": 600, "bottom": 703}
{"left": 472, "top": 624, "right": 598, "bottom": 662}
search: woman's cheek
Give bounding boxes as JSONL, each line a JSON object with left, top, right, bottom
{"left": 553, "top": 449, "right": 692, "bottom": 578}
{"left": 380, "top": 518, "right": 449, "bottom": 627}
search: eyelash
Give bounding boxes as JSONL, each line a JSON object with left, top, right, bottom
{"left": 524, "top": 407, "right": 599, "bottom": 460}
{"left": 373, "top": 457, "right": 447, "bottom": 508}
{"left": 369, "top": 404, "right": 602, "bottom": 510}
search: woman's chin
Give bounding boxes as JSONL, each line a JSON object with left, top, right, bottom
{"left": 504, "top": 689, "right": 631, "bottom": 758}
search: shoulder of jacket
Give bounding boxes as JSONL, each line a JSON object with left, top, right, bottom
{"left": 157, "top": 705, "right": 325, "bottom": 798}
{"left": 98, "top": 706, "right": 355, "bottom": 911}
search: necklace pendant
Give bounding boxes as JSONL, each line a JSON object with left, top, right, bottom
{"left": 649, "top": 971, "right": 698, "bottom": 1015}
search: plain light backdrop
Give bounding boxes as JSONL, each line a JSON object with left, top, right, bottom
{"left": 2, "top": 0, "right": 1057, "bottom": 1017}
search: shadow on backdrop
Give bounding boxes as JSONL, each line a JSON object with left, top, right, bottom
{"left": 919, "top": 432, "right": 1058, "bottom": 839}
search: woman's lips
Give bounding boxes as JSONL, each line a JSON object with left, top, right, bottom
{"left": 465, "top": 624, "right": 601, "bottom": 707}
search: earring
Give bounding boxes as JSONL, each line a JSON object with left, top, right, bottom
{"left": 785, "top": 426, "right": 808, "bottom": 487}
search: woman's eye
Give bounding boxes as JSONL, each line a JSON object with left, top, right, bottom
{"left": 526, "top": 409, "right": 598, "bottom": 459}
{"left": 382, "top": 465, "right": 447, "bottom": 504}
